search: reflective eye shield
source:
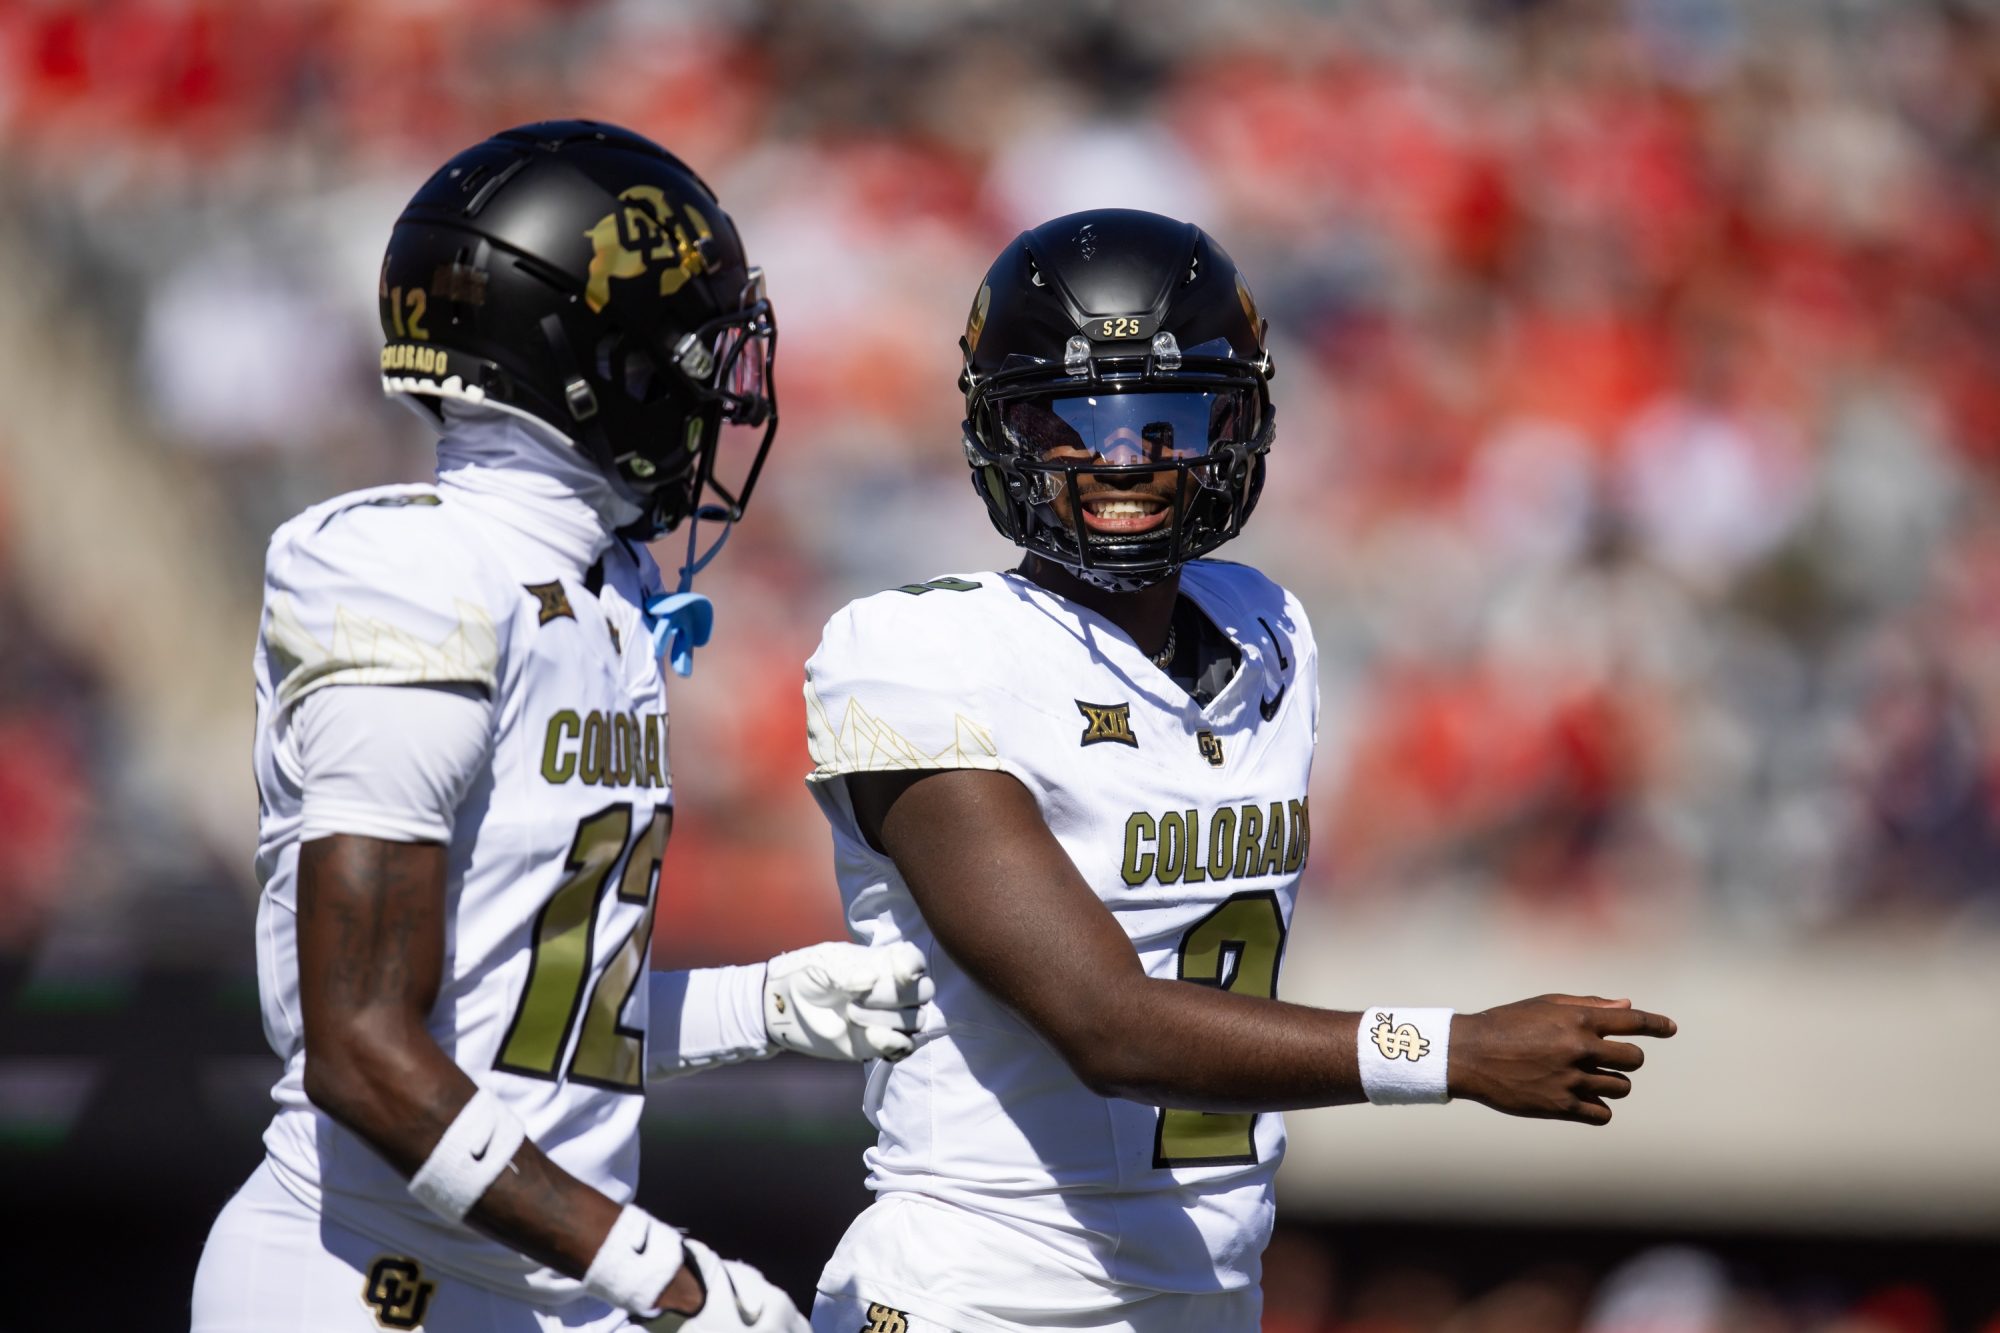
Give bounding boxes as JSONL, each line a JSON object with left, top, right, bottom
{"left": 596, "top": 277, "right": 777, "bottom": 531}
{"left": 999, "top": 388, "right": 1257, "bottom": 466}
{"left": 602, "top": 297, "right": 775, "bottom": 423}
{"left": 675, "top": 274, "right": 776, "bottom": 427}
{"left": 691, "top": 293, "right": 778, "bottom": 521}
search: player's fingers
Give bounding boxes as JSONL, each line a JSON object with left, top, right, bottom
{"left": 845, "top": 1003, "right": 924, "bottom": 1032}
{"left": 850, "top": 943, "right": 927, "bottom": 1008}
{"left": 883, "top": 940, "right": 928, "bottom": 986}
{"left": 1593, "top": 1039, "right": 1646, "bottom": 1071}
{"left": 1589, "top": 1007, "right": 1677, "bottom": 1038}
{"left": 827, "top": 958, "right": 881, "bottom": 1000}
{"left": 861, "top": 1026, "right": 917, "bottom": 1061}
{"left": 1578, "top": 1071, "right": 1632, "bottom": 1101}
{"left": 1535, "top": 993, "right": 1630, "bottom": 1009}
{"left": 1566, "top": 1095, "right": 1613, "bottom": 1126}
{"left": 860, "top": 965, "right": 934, "bottom": 1010}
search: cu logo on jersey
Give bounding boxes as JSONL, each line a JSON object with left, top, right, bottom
{"left": 860, "top": 1303, "right": 911, "bottom": 1333}
{"left": 361, "top": 1255, "right": 434, "bottom": 1330}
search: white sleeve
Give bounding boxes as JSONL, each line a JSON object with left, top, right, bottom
{"left": 645, "top": 965, "right": 773, "bottom": 1081}
{"left": 802, "top": 596, "right": 1027, "bottom": 788}
{"left": 262, "top": 494, "right": 502, "bottom": 711}
{"left": 296, "top": 683, "right": 494, "bottom": 844}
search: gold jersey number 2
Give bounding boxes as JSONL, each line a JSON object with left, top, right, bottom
{"left": 495, "top": 802, "right": 666, "bottom": 1091}
{"left": 1152, "top": 890, "right": 1288, "bottom": 1168}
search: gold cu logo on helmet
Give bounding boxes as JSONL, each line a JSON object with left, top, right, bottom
{"left": 583, "top": 186, "right": 714, "bottom": 313}
{"left": 1369, "top": 1012, "right": 1431, "bottom": 1062}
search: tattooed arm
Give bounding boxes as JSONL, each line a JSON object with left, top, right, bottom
{"left": 296, "top": 834, "right": 705, "bottom": 1313}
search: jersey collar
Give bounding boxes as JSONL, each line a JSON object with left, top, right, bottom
{"left": 434, "top": 402, "right": 635, "bottom": 575}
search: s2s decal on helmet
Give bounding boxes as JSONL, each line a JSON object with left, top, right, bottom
{"left": 584, "top": 186, "right": 716, "bottom": 312}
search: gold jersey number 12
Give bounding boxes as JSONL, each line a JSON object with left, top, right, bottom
{"left": 1152, "top": 890, "right": 1287, "bottom": 1168}
{"left": 495, "top": 802, "right": 666, "bottom": 1091}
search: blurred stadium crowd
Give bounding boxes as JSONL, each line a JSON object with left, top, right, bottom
{"left": 2, "top": 1, "right": 1998, "bottom": 1325}
{"left": 7, "top": 0, "right": 2000, "bottom": 950}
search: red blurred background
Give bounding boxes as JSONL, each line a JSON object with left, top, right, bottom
{"left": 1, "top": 2, "right": 1996, "bottom": 1328}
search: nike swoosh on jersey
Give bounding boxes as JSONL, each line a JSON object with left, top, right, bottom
{"left": 1257, "top": 616, "right": 1291, "bottom": 671}
{"left": 1260, "top": 683, "right": 1287, "bottom": 722}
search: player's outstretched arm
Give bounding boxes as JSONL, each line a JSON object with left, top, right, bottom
{"left": 849, "top": 768, "right": 1674, "bottom": 1127}
{"left": 297, "top": 834, "right": 727, "bottom": 1321}
{"left": 644, "top": 942, "right": 934, "bottom": 1082}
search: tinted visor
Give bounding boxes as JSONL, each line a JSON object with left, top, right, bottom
{"left": 1001, "top": 389, "right": 1252, "bottom": 465}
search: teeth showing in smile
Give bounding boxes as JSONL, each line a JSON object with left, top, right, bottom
{"left": 1081, "top": 495, "right": 1169, "bottom": 544}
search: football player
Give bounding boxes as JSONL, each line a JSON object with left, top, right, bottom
{"left": 800, "top": 209, "right": 1678, "bottom": 1332}
{"left": 193, "top": 122, "right": 930, "bottom": 1333}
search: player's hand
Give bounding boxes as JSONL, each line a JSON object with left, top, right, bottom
{"left": 764, "top": 940, "right": 935, "bottom": 1063}
{"left": 648, "top": 1237, "right": 809, "bottom": 1332}
{"left": 1446, "top": 994, "right": 1676, "bottom": 1126}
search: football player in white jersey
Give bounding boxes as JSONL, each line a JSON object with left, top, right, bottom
{"left": 193, "top": 122, "right": 932, "bottom": 1333}
{"left": 801, "top": 210, "right": 1679, "bottom": 1333}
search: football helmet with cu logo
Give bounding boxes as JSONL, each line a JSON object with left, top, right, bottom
{"left": 379, "top": 120, "right": 776, "bottom": 539}
{"left": 959, "top": 208, "right": 1275, "bottom": 591}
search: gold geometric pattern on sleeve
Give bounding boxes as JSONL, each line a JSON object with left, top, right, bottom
{"left": 805, "top": 682, "right": 998, "bottom": 778}
{"left": 267, "top": 593, "right": 500, "bottom": 708}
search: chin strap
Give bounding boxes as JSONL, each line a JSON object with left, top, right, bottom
{"left": 640, "top": 507, "right": 732, "bottom": 677}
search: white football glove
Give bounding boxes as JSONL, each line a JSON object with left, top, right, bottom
{"left": 764, "top": 940, "right": 935, "bottom": 1062}
{"left": 645, "top": 1238, "right": 807, "bottom": 1332}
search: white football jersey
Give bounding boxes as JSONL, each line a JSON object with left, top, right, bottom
{"left": 251, "top": 482, "right": 672, "bottom": 1302}
{"left": 804, "top": 561, "right": 1318, "bottom": 1320}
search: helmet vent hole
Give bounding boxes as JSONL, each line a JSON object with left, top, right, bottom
{"left": 464, "top": 154, "right": 529, "bottom": 216}
{"left": 1185, "top": 257, "right": 1200, "bottom": 284}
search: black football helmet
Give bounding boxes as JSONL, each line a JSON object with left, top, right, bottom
{"left": 960, "top": 209, "right": 1274, "bottom": 590}
{"left": 380, "top": 120, "right": 776, "bottom": 539}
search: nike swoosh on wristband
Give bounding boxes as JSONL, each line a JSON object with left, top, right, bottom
{"left": 1260, "top": 683, "right": 1286, "bottom": 721}
{"left": 470, "top": 1128, "right": 495, "bottom": 1162}
{"left": 634, "top": 1226, "right": 650, "bottom": 1255}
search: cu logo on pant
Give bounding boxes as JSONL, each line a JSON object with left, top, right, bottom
{"left": 861, "top": 1303, "right": 910, "bottom": 1333}
{"left": 363, "top": 1255, "right": 435, "bottom": 1330}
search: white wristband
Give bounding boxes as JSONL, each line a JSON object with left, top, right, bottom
{"left": 407, "top": 1087, "right": 527, "bottom": 1221}
{"left": 581, "top": 1204, "right": 687, "bottom": 1318}
{"left": 1357, "top": 1006, "right": 1453, "bottom": 1105}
